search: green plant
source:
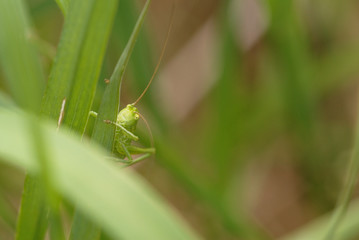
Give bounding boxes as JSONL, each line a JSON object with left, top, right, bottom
{"left": 0, "top": 0, "right": 198, "bottom": 239}
{"left": 2, "top": 0, "right": 359, "bottom": 239}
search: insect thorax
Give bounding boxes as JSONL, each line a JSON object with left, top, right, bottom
{"left": 114, "top": 104, "right": 139, "bottom": 157}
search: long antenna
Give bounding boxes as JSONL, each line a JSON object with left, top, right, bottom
{"left": 136, "top": 112, "right": 154, "bottom": 147}
{"left": 132, "top": 2, "right": 175, "bottom": 106}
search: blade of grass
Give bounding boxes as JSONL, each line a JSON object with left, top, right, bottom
{"left": 54, "top": 0, "right": 70, "bottom": 15}
{"left": 0, "top": 107, "right": 200, "bottom": 240}
{"left": 50, "top": 0, "right": 120, "bottom": 237}
{"left": 0, "top": 1, "right": 50, "bottom": 240}
{"left": 91, "top": 0, "right": 150, "bottom": 149}
{"left": 207, "top": 0, "right": 245, "bottom": 194}
{"left": 62, "top": 0, "right": 119, "bottom": 134}
{"left": 10, "top": 0, "right": 120, "bottom": 237}
{"left": 69, "top": 216, "right": 101, "bottom": 240}
{"left": 45, "top": 0, "right": 120, "bottom": 236}
{"left": 267, "top": 0, "right": 315, "bottom": 141}
{"left": 281, "top": 199, "right": 359, "bottom": 240}
{"left": 267, "top": 0, "right": 334, "bottom": 208}
{"left": 15, "top": 175, "right": 48, "bottom": 240}
{"left": 28, "top": 116, "right": 65, "bottom": 240}
{"left": 69, "top": 1, "right": 150, "bottom": 239}
{"left": 114, "top": 0, "right": 169, "bottom": 131}
{"left": 41, "top": 0, "right": 96, "bottom": 120}
{"left": 0, "top": 0, "right": 44, "bottom": 112}
{"left": 323, "top": 117, "right": 359, "bottom": 239}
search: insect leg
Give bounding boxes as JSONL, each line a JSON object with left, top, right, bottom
{"left": 127, "top": 146, "right": 155, "bottom": 154}
{"left": 120, "top": 142, "right": 133, "bottom": 161}
{"left": 103, "top": 120, "right": 139, "bottom": 141}
{"left": 105, "top": 156, "right": 129, "bottom": 163}
{"left": 105, "top": 142, "right": 133, "bottom": 163}
{"left": 120, "top": 143, "right": 153, "bottom": 166}
{"left": 88, "top": 112, "right": 138, "bottom": 140}
{"left": 124, "top": 153, "right": 152, "bottom": 167}
{"left": 106, "top": 154, "right": 151, "bottom": 167}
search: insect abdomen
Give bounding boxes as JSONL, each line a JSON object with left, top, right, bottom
{"left": 114, "top": 126, "right": 133, "bottom": 158}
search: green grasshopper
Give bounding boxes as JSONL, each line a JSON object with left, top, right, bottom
{"left": 90, "top": 103, "right": 155, "bottom": 166}
{"left": 90, "top": 9, "right": 173, "bottom": 166}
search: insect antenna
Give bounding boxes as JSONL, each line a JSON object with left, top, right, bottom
{"left": 132, "top": 3, "right": 175, "bottom": 106}
{"left": 136, "top": 111, "right": 154, "bottom": 148}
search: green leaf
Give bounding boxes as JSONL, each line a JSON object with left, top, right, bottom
{"left": 54, "top": 0, "right": 70, "bottom": 15}
{"left": 69, "top": 2, "right": 151, "bottom": 238}
{"left": 114, "top": 0, "right": 168, "bottom": 131}
{"left": 69, "top": 214, "right": 101, "bottom": 240}
{"left": 62, "top": 0, "right": 119, "bottom": 134}
{"left": 0, "top": 1, "right": 47, "bottom": 239}
{"left": 41, "top": 0, "right": 97, "bottom": 120}
{"left": 0, "top": 0, "right": 45, "bottom": 112}
{"left": 323, "top": 101, "right": 359, "bottom": 239}
{"left": 281, "top": 199, "right": 359, "bottom": 240}
{"left": 0, "top": 107, "right": 200, "bottom": 240}
{"left": 91, "top": 0, "right": 151, "bottom": 150}
{"left": 15, "top": 175, "right": 48, "bottom": 240}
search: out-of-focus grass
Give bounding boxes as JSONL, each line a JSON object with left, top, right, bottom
{"left": 2, "top": 0, "right": 359, "bottom": 239}
{"left": 0, "top": 0, "right": 200, "bottom": 239}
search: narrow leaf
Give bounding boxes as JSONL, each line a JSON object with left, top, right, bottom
{"left": 54, "top": 0, "right": 70, "bottom": 15}
{"left": 69, "top": 2, "right": 151, "bottom": 238}
{"left": 0, "top": 0, "right": 44, "bottom": 112}
{"left": 15, "top": 175, "right": 48, "bottom": 240}
{"left": 41, "top": 0, "right": 97, "bottom": 120}
{"left": 91, "top": 0, "right": 151, "bottom": 150}
{"left": 0, "top": 1, "right": 48, "bottom": 240}
{"left": 62, "top": 0, "right": 119, "bottom": 134}
{"left": 281, "top": 199, "right": 359, "bottom": 240}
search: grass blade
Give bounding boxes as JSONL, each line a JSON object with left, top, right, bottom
{"left": 41, "top": 0, "right": 97, "bottom": 120}
{"left": 0, "top": 1, "right": 49, "bottom": 240}
{"left": 114, "top": 0, "right": 168, "bottom": 131}
{"left": 62, "top": 0, "right": 119, "bottom": 134}
{"left": 208, "top": 0, "right": 244, "bottom": 193}
{"left": 51, "top": 0, "right": 120, "bottom": 238}
{"left": 69, "top": 214, "right": 101, "bottom": 240}
{"left": 15, "top": 176, "right": 48, "bottom": 240}
{"left": 69, "top": 2, "right": 151, "bottom": 238}
{"left": 281, "top": 199, "right": 359, "bottom": 240}
{"left": 54, "top": 0, "right": 70, "bottom": 15}
{"left": 323, "top": 121, "right": 359, "bottom": 239}
{"left": 0, "top": 0, "right": 44, "bottom": 112}
{"left": 3, "top": 0, "right": 119, "bottom": 238}
{"left": 267, "top": 0, "right": 332, "bottom": 207}
{"left": 91, "top": 0, "right": 151, "bottom": 149}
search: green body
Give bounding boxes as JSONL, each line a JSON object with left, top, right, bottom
{"left": 114, "top": 104, "right": 140, "bottom": 158}
{"left": 90, "top": 104, "right": 155, "bottom": 165}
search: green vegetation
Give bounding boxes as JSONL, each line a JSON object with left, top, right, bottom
{"left": 1, "top": 0, "right": 359, "bottom": 239}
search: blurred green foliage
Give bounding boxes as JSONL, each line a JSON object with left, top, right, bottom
{"left": 1, "top": 0, "right": 359, "bottom": 239}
